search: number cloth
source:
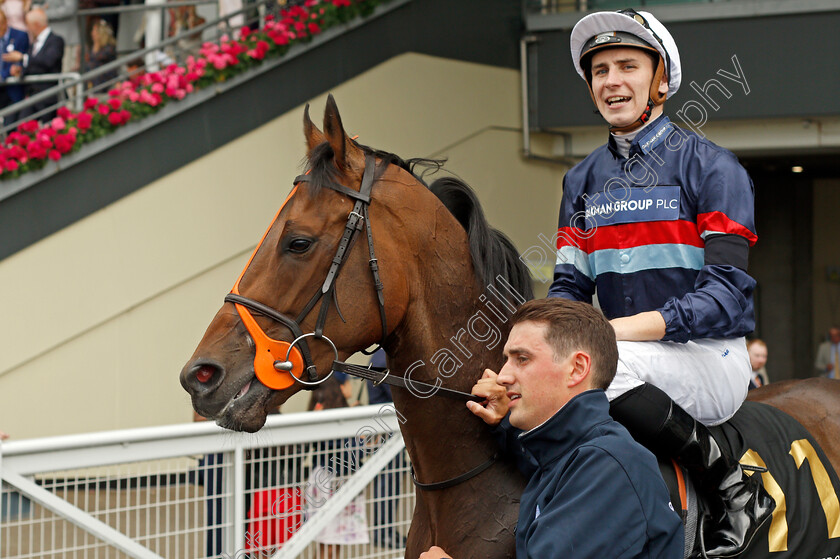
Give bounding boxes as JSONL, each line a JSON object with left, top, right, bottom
{"left": 714, "top": 401, "right": 840, "bottom": 558}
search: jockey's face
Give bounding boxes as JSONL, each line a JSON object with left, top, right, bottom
{"left": 590, "top": 47, "right": 667, "bottom": 131}
{"left": 497, "top": 321, "right": 587, "bottom": 431}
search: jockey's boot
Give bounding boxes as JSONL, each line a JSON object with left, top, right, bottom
{"left": 609, "top": 383, "right": 775, "bottom": 558}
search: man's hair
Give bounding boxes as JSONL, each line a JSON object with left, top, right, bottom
{"left": 511, "top": 298, "right": 618, "bottom": 390}
{"left": 747, "top": 338, "right": 766, "bottom": 349}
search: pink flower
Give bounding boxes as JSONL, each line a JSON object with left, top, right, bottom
{"left": 83, "top": 97, "right": 99, "bottom": 110}
{"left": 48, "top": 149, "right": 61, "bottom": 161}
{"left": 56, "top": 106, "right": 73, "bottom": 120}
{"left": 108, "top": 97, "right": 122, "bottom": 110}
{"left": 119, "top": 110, "right": 131, "bottom": 123}
{"left": 240, "top": 25, "right": 251, "bottom": 38}
{"left": 108, "top": 112, "right": 122, "bottom": 125}
{"left": 97, "top": 104, "right": 110, "bottom": 115}
{"left": 5, "top": 160, "right": 19, "bottom": 172}
{"left": 307, "top": 22, "right": 320, "bottom": 35}
{"left": 151, "top": 82, "right": 165, "bottom": 94}
{"left": 77, "top": 112, "right": 93, "bottom": 131}
{"left": 270, "top": 32, "right": 290, "bottom": 46}
{"left": 18, "top": 120, "right": 39, "bottom": 133}
{"left": 54, "top": 133, "right": 75, "bottom": 154}
{"left": 129, "top": 91, "right": 140, "bottom": 102}
{"left": 247, "top": 48, "right": 265, "bottom": 60}
{"left": 108, "top": 88, "right": 121, "bottom": 97}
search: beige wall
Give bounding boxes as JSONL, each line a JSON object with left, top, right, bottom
{"left": 813, "top": 178, "right": 840, "bottom": 351}
{"left": 0, "top": 53, "right": 567, "bottom": 440}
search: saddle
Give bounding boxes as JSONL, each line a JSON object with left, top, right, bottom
{"left": 660, "top": 401, "right": 840, "bottom": 559}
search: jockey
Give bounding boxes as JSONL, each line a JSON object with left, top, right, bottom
{"left": 548, "top": 8, "right": 774, "bottom": 557}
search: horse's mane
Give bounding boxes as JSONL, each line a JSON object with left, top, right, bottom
{"left": 305, "top": 142, "right": 534, "bottom": 302}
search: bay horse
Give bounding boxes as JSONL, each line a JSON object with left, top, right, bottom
{"left": 181, "top": 96, "right": 840, "bottom": 558}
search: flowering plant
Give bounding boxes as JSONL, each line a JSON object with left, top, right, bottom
{"left": 0, "top": 0, "right": 391, "bottom": 180}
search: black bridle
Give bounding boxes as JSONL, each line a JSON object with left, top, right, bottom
{"left": 225, "top": 152, "right": 496, "bottom": 490}
{"left": 225, "top": 154, "right": 387, "bottom": 388}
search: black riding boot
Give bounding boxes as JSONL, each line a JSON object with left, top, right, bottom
{"left": 610, "top": 383, "right": 775, "bottom": 558}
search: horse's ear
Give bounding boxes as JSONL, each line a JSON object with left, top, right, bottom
{"left": 303, "top": 104, "right": 325, "bottom": 155}
{"left": 323, "top": 94, "right": 362, "bottom": 172}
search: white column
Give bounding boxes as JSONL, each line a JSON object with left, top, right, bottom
{"left": 144, "top": 0, "right": 165, "bottom": 72}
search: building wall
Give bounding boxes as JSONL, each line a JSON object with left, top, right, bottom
{"left": 0, "top": 53, "right": 567, "bottom": 440}
{"left": 813, "top": 179, "right": 840, "bottom": 361}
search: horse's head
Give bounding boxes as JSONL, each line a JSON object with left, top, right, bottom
{"left": 180, "top": 96, "right": 429, "bottom": 431}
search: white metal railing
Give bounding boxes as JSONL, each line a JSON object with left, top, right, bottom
{"left": 0, "top": 405, "right": 412, "bottom": 559}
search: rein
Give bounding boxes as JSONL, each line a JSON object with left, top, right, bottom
{"left": 332, "top": 361, "right": 481, "bottom": 402}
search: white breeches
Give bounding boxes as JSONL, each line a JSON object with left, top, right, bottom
{"left": 605, "top": 337, "right": 751, "bottom": 426}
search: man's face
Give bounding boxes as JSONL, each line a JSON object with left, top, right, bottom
{"left": 497, "top": 321, "right": 575, "bottom": 431}
{"left": 748, "top": 343, "right": 767, "bottom": 372}
{"left": 25, "top": 16, "right": 44, "bottom": 38}
{"left": 589, "top": 47, "right": 666, "bottom": 130}
{"left": 830, "top": 328, "right": 840, "bottom": 345}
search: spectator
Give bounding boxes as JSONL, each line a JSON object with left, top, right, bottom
{"left": 815, "top": 326, "right": 840, "bottom": 379}
{"left": 0, "top": 429, "right": 8, "bottom": 440}
{"left": 746, "top": 339, "right": 769, "bottom": 389}
{"left": 0, "top": 10, "right": 29, "bottom": 111}
{"left": 0, "top": 0, "right": 29, "bottom": 33}
{"left": 85, "top": 18, "right": 116, "bottom": 88}
{"left": 168, "top": 2, "right": 205, "bottom": 54}
{"left": 35, "top": 0, "right": 79, "bottom": 72}
{"left": 2, "top": 7, "right": 65, "bottom": 122}
{"left": 306, "top": 376, "right": 370, "bottom": 559}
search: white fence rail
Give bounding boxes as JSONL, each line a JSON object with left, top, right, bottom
{"left": 0, "top": 405, "right": 412, "bottom": 559}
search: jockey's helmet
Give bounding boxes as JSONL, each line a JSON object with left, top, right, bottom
{"left": 570, "top": 9, "right": 681, "bottom": 131}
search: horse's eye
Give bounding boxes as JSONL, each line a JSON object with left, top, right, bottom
{"left": 287, "top": 238, "right": 313, "bottom": 254}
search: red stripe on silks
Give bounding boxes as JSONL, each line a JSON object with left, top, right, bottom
{"left": 579, "top": 220, "right": 704, "bottom": 252}
{"left": 697, "top": 211, "right": 758, "bottom": 246}
{"left": 557, "top": 226, "right": 587, "bottom": 249}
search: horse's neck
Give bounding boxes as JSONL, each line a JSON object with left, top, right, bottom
{"left": 387, "top": 275, "right": 524, "bottom": 485}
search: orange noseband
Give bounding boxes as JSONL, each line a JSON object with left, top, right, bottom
{"left": 229, "top": 186, "right": 305, "bottom": 390}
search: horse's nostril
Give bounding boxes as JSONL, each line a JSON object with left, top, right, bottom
{"left": 194, "top": 366, "right": 215, "bottom": 384}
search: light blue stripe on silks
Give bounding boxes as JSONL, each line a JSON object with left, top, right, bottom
{"left": 556, "top": 245, "right": 595, "bottom": 281}
{"left": 590, "top": 244, "right": 704, "bottom": 276}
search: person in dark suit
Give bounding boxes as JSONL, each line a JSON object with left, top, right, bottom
{"left": 0, "top": 11, "right": 30, "bottom": 111}
{"left": 2, "top": 7, "right": 64, "bottom": 122}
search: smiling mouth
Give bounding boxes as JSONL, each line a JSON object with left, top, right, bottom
{"left": 606, "top": 96, "right": 631, "bottom": 106}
